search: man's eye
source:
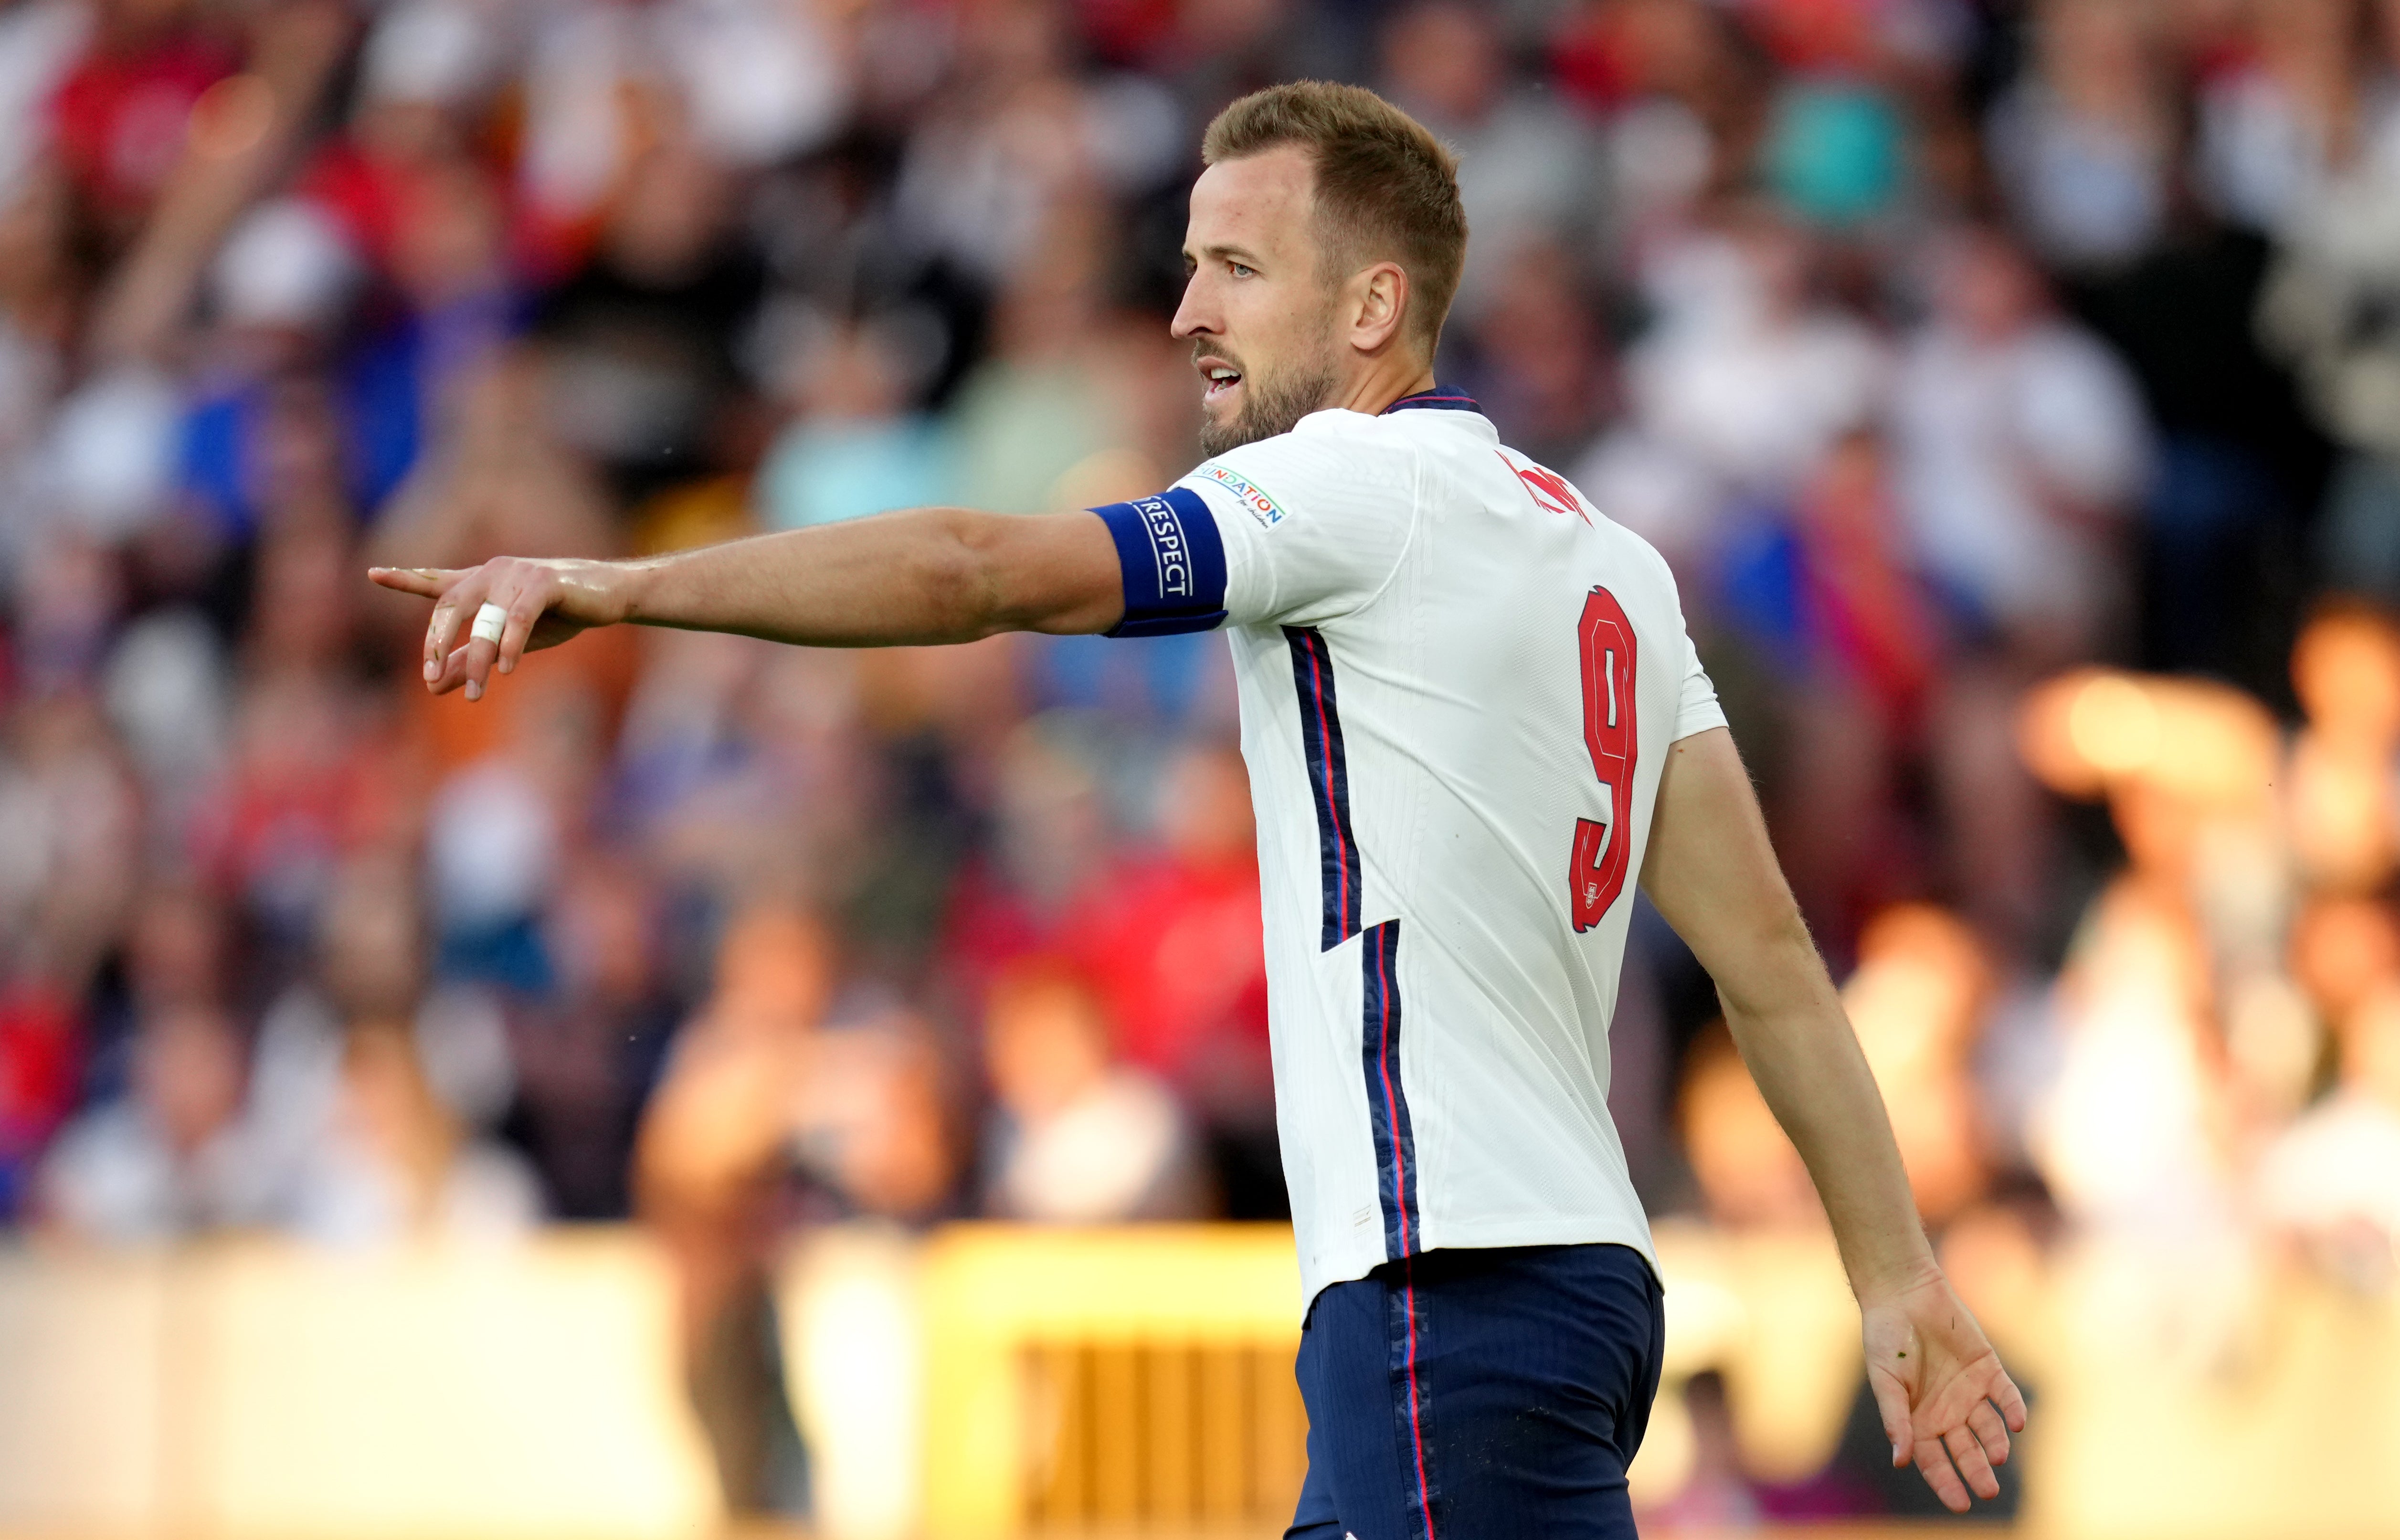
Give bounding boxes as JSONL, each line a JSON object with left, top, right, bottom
{"left": 1230, "top": 263, "right": 1255, "bottom": 278}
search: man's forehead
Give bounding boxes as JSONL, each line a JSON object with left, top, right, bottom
{"left": 1185, "top": 147, "right": 1315, "bottom": 257}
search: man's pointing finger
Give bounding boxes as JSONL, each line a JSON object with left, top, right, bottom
{"left": 368, "top": 566, "right": 459, "bottom": 598}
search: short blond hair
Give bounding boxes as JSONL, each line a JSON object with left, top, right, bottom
{"left": 1202, "top": 81, "right": 1468, "bottom": 353}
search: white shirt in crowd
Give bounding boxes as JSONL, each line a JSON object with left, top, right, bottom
{"left": 1889, "top": 316, "right": 2150, "bottom": 638}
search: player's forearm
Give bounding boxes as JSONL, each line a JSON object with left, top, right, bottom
{"left": 615, "top": 507, "right": 1120, "bottom": 646}
{"left": 616, "top": 510, "right": 991, "bottom": 646}
{"left": 1717, "top": 929, "right": 1937, "bottom": 1302}
{"left": 376, "top": 504, "right": 1126, "bottom": 700}
{"left": 1642, "top": 730, "right": 1938, "bottom": 1300}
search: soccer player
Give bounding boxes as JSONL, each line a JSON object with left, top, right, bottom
{"left": 375, "top": 81, "right": 2024, "bottom": 1539}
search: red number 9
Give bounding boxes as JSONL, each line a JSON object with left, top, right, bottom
{"left": 1570, "top": 586, "right": 1638, "bottom": 932}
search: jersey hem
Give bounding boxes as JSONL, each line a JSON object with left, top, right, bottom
{"left": 1299, "top": 1213, "right": 1661, "bottom": 1311}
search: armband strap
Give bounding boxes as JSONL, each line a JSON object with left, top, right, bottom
{"left": 1092, "top": 488, "right": 1228, "bottom": 637}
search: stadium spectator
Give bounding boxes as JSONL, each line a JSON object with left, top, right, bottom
{"left": 1376, "top": 0, "right": 1605, "bottom": 315}
{"left": 38, "top": 1001, "right": 261, "bottom": 1240}
{"left": 2191, "top": 0, "right": 2393, "bottom": 238}
{"left": 978, "top": 961, "right": 1203, "bottom": 1222}
{"left": 634, "top": 901, "right": 833, "bottom": 1517}
{"left": 755, "top": 315, "right": 955, "bottom": 533}
{"left": 284, "top": 1014, "right": 542, "bottom": 1246}
{"left": 504, "top": 850, "right": 677, "bottom": 1219}
{"left": 1987, "top": 0, "right": 2177, "bottom": 273}
{"left": 1893, "top": 227, "right": 2150, "bottom": 953}
{"left": 1615, "top": 205, "right": 1886, "bottom": 538}
{"left": 935, "top": 714, "right": 1120, "bottom": 1013}
{"left": 2254, "top": 0, "right": 2400, "bottom": 606}
{"left": 1891, "top": 226, "right": 2152, "bottom": 662}
{"left": 2286, "top": 602, "right": 2400, "bottom": 892}
{"left": 2257, "top": 977, "right": 2400, "bottom": 1291}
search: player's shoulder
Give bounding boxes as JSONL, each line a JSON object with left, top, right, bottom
{"left": 1178, "top": 411, "right": 1420, "bottom": 526}
{"left": 1588, "top": 499, "right": 1683, "bottom": 604}
{"left": 1485, "top": 434, "right": 1685, "bottom": 599}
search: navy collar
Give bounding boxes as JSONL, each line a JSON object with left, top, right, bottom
{"left": 1383, "top": 384, "right": 1481, "bottom": 413}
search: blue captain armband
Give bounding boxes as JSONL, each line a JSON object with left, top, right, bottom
{"left": 1092, "top": 487, "right": 1229, "bottom": 636}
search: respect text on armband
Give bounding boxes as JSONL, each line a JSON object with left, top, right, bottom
{"left": 1136, "top": 495, "right": 1196, "bottom": 600}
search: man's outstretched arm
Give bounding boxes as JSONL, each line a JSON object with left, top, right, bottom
{"left": 370, "top": 507, "right": 1125, "bottom": 698}
{"left": 1638, "top": 726, "right": 2028, "bottom": 1513}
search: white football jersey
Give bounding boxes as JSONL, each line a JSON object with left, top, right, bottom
{"left": 1092, "top": 388, "right": 1726, "bottom": 1306}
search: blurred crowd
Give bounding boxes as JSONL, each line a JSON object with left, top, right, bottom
{"left": 7, "top": 0, "right": 2400, "bottom": 1520}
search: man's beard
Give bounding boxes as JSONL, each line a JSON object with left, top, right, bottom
{"left": 1198, "top": 341, "right": 1338, "bottom": 456}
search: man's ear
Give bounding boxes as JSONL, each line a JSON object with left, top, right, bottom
{"left": 1348, "top": 261, "right": 1411, "bottom": 353}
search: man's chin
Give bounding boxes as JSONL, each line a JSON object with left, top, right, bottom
{"left": 1198, "top": 398, "right": 1267, "bottom": 457}
{"left": 1196, "top": 361, "right": 1334, "bottom": 455}
{"left": 1197, "top": 408, "right": 1245, "bottom": 458}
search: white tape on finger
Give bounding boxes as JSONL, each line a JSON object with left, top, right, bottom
{"left": 471, "top": 602, "right": 508, "bottom": 645}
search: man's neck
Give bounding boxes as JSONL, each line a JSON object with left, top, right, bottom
{"left": 1332, "top": 356, "right": 1439, "bottom": 417}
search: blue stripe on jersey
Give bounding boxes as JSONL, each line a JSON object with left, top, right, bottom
{"left": 1284, "top": 625, "right": 1363, "bottom": 949}
{"left": 1094, "top": 487, "right": 1228, "bottom": 636}
{"left": 1383, "top": 385, "right": 1481, "bottom": 413}
{"left": 1360, "top": 919, "right": 1421, "bottom": 1264}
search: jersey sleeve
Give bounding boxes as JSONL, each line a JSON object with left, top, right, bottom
{"left": 1087, "top": 427, "right": 1418, "bottom": 635}
{"left": 1673, "top": 626, "right": 1728, "bottom": 742}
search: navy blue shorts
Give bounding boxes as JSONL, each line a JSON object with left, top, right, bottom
{"left": 1286, "top": 1242, "right": 1665, "bottom": 1540}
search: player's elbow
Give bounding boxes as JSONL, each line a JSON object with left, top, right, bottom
{"left": 1710, "top": 898, "right": 1829, "bottom": 1022}
{"left": 909, "top": 509, "right": 1015, "bottom": 640}
{"left": 945, "top": 507, "right": 1121, "bottom": 637}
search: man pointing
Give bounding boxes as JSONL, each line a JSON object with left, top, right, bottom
{"left": 377, "top": 80, "right": 2023, "bottom": 1540}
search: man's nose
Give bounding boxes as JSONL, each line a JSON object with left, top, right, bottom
{"left": 1170, "top": 276, "right": 1216, "bottom": 340}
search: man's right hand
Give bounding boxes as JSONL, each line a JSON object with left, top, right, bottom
{"left": 370, "top": 557, "right": 634, "bottom": 700}
{"left": 1862, "top": 1268, "right": 2028, "bottom": 1511}
{"left": 1640, "top": 728, "right": 2028, "bottom": 1509}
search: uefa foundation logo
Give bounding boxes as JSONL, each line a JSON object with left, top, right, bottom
{"left": 1195, "top": 462, "right": 1288, "bottom": 527}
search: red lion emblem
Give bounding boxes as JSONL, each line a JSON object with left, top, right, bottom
{"left": 1499, "top": 453, "right": 1590, "bottom": 524}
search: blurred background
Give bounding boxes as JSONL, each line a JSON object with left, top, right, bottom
{"left": 3, "top": 0, "right": 2400, "bottom": 1536}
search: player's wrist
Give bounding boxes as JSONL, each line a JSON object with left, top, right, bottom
{"left": 594, "top": 557, "right": 657, "bottom": 627}
{"left": 1851, "top": 1250, "right": 1945, "bottom": 1308}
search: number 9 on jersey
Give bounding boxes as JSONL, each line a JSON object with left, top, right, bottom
{"left": 1570, "top": 586, "right": 1638, "bottom": 932}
